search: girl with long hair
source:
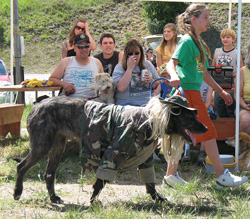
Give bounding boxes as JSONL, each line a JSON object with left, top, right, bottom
{"left": 165, "top": 3, "right": 247, "bottom": 189}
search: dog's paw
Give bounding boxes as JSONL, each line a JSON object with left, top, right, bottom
{"left": 154, "top": 194, "right": 168, "bottom": 203}
{"left": 50, "top": 195, "right": 63, "bottom": 204}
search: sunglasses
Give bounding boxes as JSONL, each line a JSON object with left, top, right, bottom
{"left": 128, "top": 51, "right": 140, "bottom": 56}
{"left": 77, "top": 44, "right": 90, "bottom": 49}
{"left": 75, "top": 25, "right": 85, "bottom": 32}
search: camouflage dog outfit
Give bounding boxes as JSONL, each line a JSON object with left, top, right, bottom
{"left": 80, "top": 101, "right": 158, "bottom": 183}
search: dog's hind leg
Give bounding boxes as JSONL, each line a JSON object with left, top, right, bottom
{"left": 14, "top": 149, "right": 48, "bottom": 200}
{"left": 44, "top": 135, "right": 67, "bottom": 203}
{"left": 145, "top": 183, "right": 167, "bottom": 203}
{"left": 90, "top": 178, "right": 107, "bottom": 204}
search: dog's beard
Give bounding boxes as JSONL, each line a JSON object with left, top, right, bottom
{"left": 162, "top": 134, "right": 185, "bottom": 165}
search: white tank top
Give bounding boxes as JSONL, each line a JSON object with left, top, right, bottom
{"left": 61, "top": 56, "right": 99, "bottom": 98}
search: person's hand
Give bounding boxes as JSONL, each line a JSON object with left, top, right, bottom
{"left": 219, "top": 90, "right": 233, "bottom": 106}
{"left": 63, "top": 82, "right": 75, "bottom": 95}
{"left": 170, "top": 74, "right": 181, "bottom": 88}
{"left": 244, "top": 103, "right": 250, "bottom": 111}
{"left": 127, "top": 55, "right": 136, "bottom": 71}
{"left": 143, "top": 72, "right": 153, "bottom": 84}
{"left": 84, "top": 23, "right": 90, "bottom": 34}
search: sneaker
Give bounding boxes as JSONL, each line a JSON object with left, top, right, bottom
{"left": 197, "top": 150, "right": 206, "bottom": 163}
{"left": 163, "top": 171, "right": 187, "bottom": 187}
{"left": 216, "top": 169, "right": 248, "bottom": 189}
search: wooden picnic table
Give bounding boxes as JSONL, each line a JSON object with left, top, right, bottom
{"left": 0, "top": 85, "right": 61, "bottom": 100}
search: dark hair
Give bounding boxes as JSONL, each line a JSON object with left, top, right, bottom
{"left": 99, "top": 33, "right": 116, "bottom": 44}
{"left": 122, "top": 39, "right": 146, "bottom": 71}
{"left": 69, "top": 18, "right": 86, "bottom": 47}
{"left": 177, "top": 3, "right": 211, "bottom": 67}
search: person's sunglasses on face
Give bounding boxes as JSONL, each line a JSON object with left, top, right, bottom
{"left": 75, "top": 25, "right": 85, "bottom": 31}
{"left": 128, "top": 51, "right": 140, "bottom": 56}
{"left": 77, "top": 44, "right": 90, "bottom": 49}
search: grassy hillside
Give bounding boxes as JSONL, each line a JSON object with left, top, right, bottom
{"left": 0, "top": 0, "right": 150, "bottom": 74}
{"left": 1, "top": 1, "right": 250, "bottom": 74}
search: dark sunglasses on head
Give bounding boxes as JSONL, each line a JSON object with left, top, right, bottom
{"left": 75, "top": 25, "right": 85, "bottom": 31}
{"left": 77, "top": 44, "right": 90, "bottom": 49}
{"left": 128, "top": 51, "right": 140, "bottom": 56}
{"left": 149, "top": 51, "right": 153, "bottom": 54}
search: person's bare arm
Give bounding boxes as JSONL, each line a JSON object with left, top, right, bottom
{"left": 205, "top": 87, "right": 213, "bottom": 109}
{"left": 203, "top": 69, "right": 233, "bottom": 106}
{"left": 156, "top": 51, "right": 162, "bottom": 74}
{"left": 211, "top": 52, "right": 216, "bottom": 66}
{"left": 167, "top": 58, "right": 180, "bottom": 88}
{"left": 95, "top": 58, "right": 104, "bottom": 72}
{"left": 49, "top": 58, "right": 75, "bottom": 93}
{"left": 84, "top": 23, "right": 97, "bottom": 51}
{"left": 234, "top": 68, "right": 250, "bottom": 110}
{"left": 152, "top": 84, "right": 161, "bottom": 96}
{"left": 62, "top": 40, "right": 68, "bottom": 59}
{"left": 118, "top": 51, "right": 124, "bottom": 62}
{"left": 116, "top": 56, "right": 136, "bottom": 92}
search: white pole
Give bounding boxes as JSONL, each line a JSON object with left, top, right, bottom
{"left": 228, "top": 0, "right": 232, "bottom": 28}
{"left": 235, "top": 0, "right": 242, "bottom": 170}
{"left": 10, "top": 0, "right": 14, "bottom": 103}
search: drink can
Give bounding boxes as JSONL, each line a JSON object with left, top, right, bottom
{"left": 141, "top": 69, "right": 148, "bottom": 81}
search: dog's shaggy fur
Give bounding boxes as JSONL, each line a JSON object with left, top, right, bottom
{"left": 14, "top": 96, "right": 207, "bottom": 204}
{"left": 94, "top": 73, "right": 114, "bottom": 104}
{"left": 225, "top": 132, "right": 250, "bottom": 171}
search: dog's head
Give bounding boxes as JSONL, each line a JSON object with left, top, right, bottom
{"left": 145, "top": 96, "right": 208, "bottom": 146}
{"left": 166, "top": 106, "right": 208, "bottom": 145}
{"left": 94, "top": 73, "right": 114, "bottom": 95}
{"left": 225, "top": 132, "right": 250, "bottom": 154}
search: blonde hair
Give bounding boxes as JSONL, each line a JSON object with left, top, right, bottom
{"left": 159, "top": 23, "right": 178, "bottom": 53}
{"left": 177, "top": 3, "right": 211, "bottom": 68}
{"left": 220, "top": 28, "right": 236, "bottom": 39}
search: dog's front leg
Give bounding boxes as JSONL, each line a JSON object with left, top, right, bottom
{"left": 145, "top": 183, "right": 167, "bottom": 203}
{"left": 90, "top": 178, "right": 107, "bottom": 204}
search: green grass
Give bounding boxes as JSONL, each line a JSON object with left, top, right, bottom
{"left": 0, "top": 134, "right": 250, "bottom": 218}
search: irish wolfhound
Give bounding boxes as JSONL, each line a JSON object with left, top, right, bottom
{"left": 14, "top": 95, "right": 207, "bottom": 204}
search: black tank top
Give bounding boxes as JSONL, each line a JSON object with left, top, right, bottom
{"left": 67, "top": 49, "right": 76, "bottom": 57}
{"left": 94, "top": 51, "right": 120, "bottom": 76}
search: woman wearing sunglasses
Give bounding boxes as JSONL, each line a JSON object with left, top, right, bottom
{"left": 62, "top": 18, "right": 97, "bottom": 58}
{"left": 113, "top": 39, "right": 159, "bottom": 106}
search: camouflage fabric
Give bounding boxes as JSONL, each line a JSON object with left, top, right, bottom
{"left": 80, "top": 101, "right": 158, "bottom": 183}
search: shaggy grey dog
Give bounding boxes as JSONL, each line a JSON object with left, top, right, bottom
{"left": 14, "top": 96, "right": 207, "bottom": 204}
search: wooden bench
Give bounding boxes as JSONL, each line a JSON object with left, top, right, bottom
{"left": 212, "top": 117, "right": 235, "bottom": 141}
{"left": 0, "top": 104, "right": 24, "bottom": 138}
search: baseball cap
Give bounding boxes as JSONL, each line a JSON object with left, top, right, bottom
{"left": 74, "top": 34, "right": 90, "bottom": 44}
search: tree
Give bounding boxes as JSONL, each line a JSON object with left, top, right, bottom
{"left": 142, "top": 1, "right": 189, "bottom": 34}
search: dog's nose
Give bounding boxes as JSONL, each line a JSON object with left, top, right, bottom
{"left": 107, "top": 86, "right": 110, "bottom": 89}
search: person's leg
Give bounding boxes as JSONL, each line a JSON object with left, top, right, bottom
{"left": 205, "top": 138, "right": 248, "bottom": 188}
{"left": 163, "top": 161, "right": 186, "bottom": 187}
{"left": 204, "top": 139, "right": 224, "bottom": 177}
